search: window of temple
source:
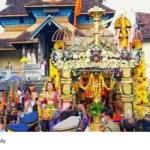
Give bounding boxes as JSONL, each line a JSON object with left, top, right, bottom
{"left": 85, "top": 15, "right": 90, "bottom": 21}
{"left": 19, "top": 17, "right": 24, "bottom": 24}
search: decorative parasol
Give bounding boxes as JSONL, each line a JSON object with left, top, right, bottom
{"left": 20, "top": 57, "right": 30, "bottom": 63}
{"left": 0, "top": 87, "right": 7, "bottom": 91}
{"left": 8, "top": 75, "right": 21, "bottom": 81}
{"left": 20, "top": 57, "right": 30, "bottom": 79}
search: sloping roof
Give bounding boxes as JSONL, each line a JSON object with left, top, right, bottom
{"left": 30, "top": 15, "right": 63, "bottom": 40}
{"left": 136, "top": 12, "right": 150, "bottom": 39}
{"left": 0, "top": 31, "right": 23, "bottom": 39}
{"left": 25, "top": 0, "right": 75, "bottom": 6}
{"left": 25, "top": 0, "right": 115, "bottom": 13}
{"left": 0, "top": 31, "right": 23, "bottom": 49}
{"left": 6, "top": 0, "right": 16, "bottom": 5}
{"left": 81, "top": 0, "right": 115, "bottom": 13}
{"left": 3, "top": 0, "right": 114, "bottom": 16}
{"left": 10, "top": 16, "right": 86, "bottom": 44}
{"left": 60, "top": 23, "right": 86, "bottom": 37}
{"left": 10, "top": 24, "right": 40, "bottom": 43}
{"left": 6, "top": 0, "right": 31, "bottom": 5}
{"left": 30, "top": 15, "right": 86, "bottom": 40}
{"left": 0, "top": 0, "right": 31, "bottom": 16}
{"left": 0, "top": 39, "right": 14, "bottom": 49}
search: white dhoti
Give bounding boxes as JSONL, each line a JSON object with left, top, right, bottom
{"left": 27, "top": 52, "right": 31, "bottom": 64}
{"left": 31, "top": 53, "right": 36, "bottom": 64}
{"left": 6, "top": 69, "right": 11, "bottom": 80}
{"left": 40, "top": 64, "right": 45, "bottom": 76}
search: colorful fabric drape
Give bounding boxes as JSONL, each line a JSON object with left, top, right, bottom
{"left": 73, "top": 0, "right": 82, "bottom": 26}
{"left": 3, "top": 91, "right": 6, "bottom": 103}
{"left": 9, "top": 85, "right": 13, "bottom": 101}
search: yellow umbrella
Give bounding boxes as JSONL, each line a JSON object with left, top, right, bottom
{"left": 20, "top": 57, "right": 30, "bottom": 79}
{"left": 20, "top": 57, "right": 30, "bottom": 63}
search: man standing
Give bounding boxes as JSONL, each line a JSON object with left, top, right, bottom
{"left": 5, "top": 61, "right": 12, "bottom": 80}
{"left": 100, "top": 108, "right": 120, "bottom": 132}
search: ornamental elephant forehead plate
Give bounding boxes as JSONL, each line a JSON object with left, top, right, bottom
{"left": 51, "top": 7, "right": 142, "bottom": 71}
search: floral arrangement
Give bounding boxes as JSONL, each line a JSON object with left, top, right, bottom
{"left": 49, "top": 59, "right": 61, "bottom": 93}
{"left": 133, "top": 58, "right": 150, "bottom": 119}
{"left": 86, "top": 101, "right": 105, "bottom": 119}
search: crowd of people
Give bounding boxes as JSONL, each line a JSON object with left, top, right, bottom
{"left": 0, "top": 79, "right": 150, "bottom": 132}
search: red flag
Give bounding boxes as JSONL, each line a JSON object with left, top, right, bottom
{"left": 73, "top": 0, "right": 82, "bottom": 26}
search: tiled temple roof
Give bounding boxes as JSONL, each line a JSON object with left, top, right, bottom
{"left": 0, "top": 0, "right": 31, "bottom": 16}
{"left": 10, "top": 22, "right": 86, "bottom": 44}
{"left": 25, "top": 0, "right": 75, "bottom": 6}
{"left": 2, "top": 0, "right": 115, "bottom": 16}
{"left": 6, "top": 0, "right": 31, "bottom": 5}
{"left": 10, "top": 24, "right": 40, "bottom": 43}
{"left": 136, "top": 12, "right": 150, "bottom": 39}
{"left": 25, "top": 0, "right": 115, "bottom": 13}
{"left": 0, "top": 31, "right": 23, "bottom": 49}
{"left": 81, "top": 0, "right": 115, "bottom": 13}
{"left": 0, "top": 39, "right": 13, "bottom": 49}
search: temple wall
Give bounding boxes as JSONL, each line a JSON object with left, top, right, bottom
{"left": 143, "top": 39, "right": 150, "bottom": 79}
{"left": 0, "top": 50, "right": 22, "bottom": 68}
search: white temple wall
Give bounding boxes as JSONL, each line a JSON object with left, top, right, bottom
{"left": 143, "top": 39, "right": 150, "bottom": 79}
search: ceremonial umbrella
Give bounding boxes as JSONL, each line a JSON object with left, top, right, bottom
{"left": 20, "top": 57, "right": 30, "bottom": 63}
{"left": 20, "top": 57, "right": 30, "bottom": 79}
{"left": 8, "top": 75, "right": 21, "bottom": 100}
{"left": 8, "top": 75, "right": 21, "bottom": 81}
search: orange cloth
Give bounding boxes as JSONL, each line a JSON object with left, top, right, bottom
{"left": 73, "top": 0, "right": 82, "bottom": 26}
{"left": 9, "top": 85, "right": 13, "bottom": 101}
{"left": 18, "top": 68, "right": 22, "bottom": 77}
{"left": 15, "top": 97, "right": 20, "bottom": 104}
{"left": 51, "top": 0, "right": 55, "bottom": 3}
{"left": 0, "top": 91, "right": 6, "bottom": 109}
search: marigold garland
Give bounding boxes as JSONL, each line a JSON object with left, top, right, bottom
{"left": 99, "top": 74, "right": 114, "bottom": 91}
{"left": 78, "top": 73, "right": 93, "bottom": 91}
{"left": 133, "top": 58, "right": 150, "bottom": 119}
{"left": 78, "top": 73, "right": 114, "bottom": 101}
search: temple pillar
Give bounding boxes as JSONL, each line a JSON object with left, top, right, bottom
{"left": 121, "top": 69, "right": 134, "bottom": 116}
{"left": 61, "top": 69, "right": 72, "bottom": 110}
{"left": 88, "top": 6, "right": 105, "bottom": 47}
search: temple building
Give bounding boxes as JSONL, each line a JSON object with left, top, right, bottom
{"left": 136, "top": 12, "right": 150, "bottom": 79}
{"left": 0, "top": 0, "right": 115, "bottom": 79}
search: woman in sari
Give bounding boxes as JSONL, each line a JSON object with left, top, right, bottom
{"left": 38, "top": 81, "right": 60, "bottom": 131}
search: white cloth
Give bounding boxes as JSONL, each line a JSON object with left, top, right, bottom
{"left": 6, "top": 69, "right": 11, "bottom": 80}
{"left": 84, "top": 126, "right": 91, "bottom": 132}
{"left": 28, "top": 107, "right": 33, "bottom": 113}
{"left": 27, "top": 51, "right": 31, "bottom": 64}
{"left": 31, "top": 52, "right": 36, "bottom": 64}
{"left": 40, "top": 63, "right": 45, "bottom": 76}
{"left": 54, "top": 116, "right": 80, "bottom": 132}
{"left": 5, "top": 63, "right": 12, "bottom": 80}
